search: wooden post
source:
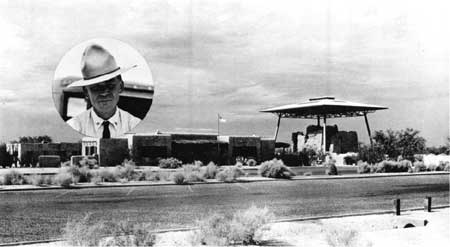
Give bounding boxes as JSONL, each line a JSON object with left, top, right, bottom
{"left": 424, "top": 197, "right": 432, "bottom": 212}
{"left": 322, "top": 115, "right": 327, "bottom": 152}
{"left": 364, "top": 113, "right": 373, "bottom": 148}
{"left": 274, "top": 113, "right": 282, "bottom": 141}
{"left": 394, "top": 198, "right": 401, "bottom": 215}
{"left": 317, "top": 116, "right": 320, "bottom": 126}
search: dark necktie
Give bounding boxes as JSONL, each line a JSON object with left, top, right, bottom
{"left": 102, "top": 121, "right": 110, "bottom": 139}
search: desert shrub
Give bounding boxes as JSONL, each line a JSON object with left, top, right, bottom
{"left": 141, "top": 168, "right": 158, "bottom": 181}
{"left": 172, "top": 172, "right": 187, "bottom": 185}
{"left": 98, "top": 168, "right": 117, "bottom": 182}
{"left": 43, "top": 175, "right": 54, "bottom": 185}
{"left": 158, "top": 171, "right": 171, "bottom": 181}
{"left": 25, "top": 174, "right": 45, "bottom": 186}
{"left": 444, "top": 162, "right": 450, "bottom": 171}
{"left": 194, "top": 160, "right": 204, "bottom": 167}
{"left": 427, "top": 163, "right": 438, "bottom": 171}
{"left": 0, "top": 170, "right": 25, "bottom": 185}
{"left": 200, "top": 162, "right": 218, "bottom": 179}
{"left": 61, "top": 166, "right": 81, "bottom": 183}
{"left": 195, "top": 214, "right": 230, "bottom": 246}
{"left": 436, "top": 161, "right": 450, "bottom": 171}
{"left": 182, "top": 164, "right": 206, "bottom": 183}
{"left": 158, "top": 157, "right": 182, "bottom": 169}
{"left": 77, "top": 166, "right": 92, "bottom": 183}
{"left": 325, "top": 226, "right": 370, "bottom": 247}
{"left": 258, "top": 159, "right": 295, "bottom": 179}
{"left": 113, "top": 160, "right": 138, "bottom": 182}
{"left": 195, "top": 205, "right": 273, "bottom": 245}
{"left": 413, "top": 161, "right": 426, "bottom": 172}
{"left": 356, "top": 160, "right": 371, "bottom": 174}
{"left": 55, "top": 170, "right": 73, "bottom": 188}
{"left": 63, "top": 214, "right": 109, "bottom": 246}
{"left": 64, "top": 214, "right": 155, "bottom": 247}
{"left": 375, "top": 161, "right": 409, "bottom": 173}
{"left": 103, "top": 221, "right": 156, "bottom": 247}
{"left": 216, "top": 166, "right": 245, "bottom": 182}
{"left": 88, "top": 170, "right": 102, "bottom": 184}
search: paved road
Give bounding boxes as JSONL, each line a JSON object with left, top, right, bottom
{"left": 0, "top": 174, "right": 448, "bottom": 243}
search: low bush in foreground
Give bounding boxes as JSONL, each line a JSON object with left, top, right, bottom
{"left": 195, "top": 205, "right": 273, "bottom": 245}
{"left": 324, "top": 226, "right": 371, "bottom": 247}
{"left": 158, "top": 157, "right": 182, "bottom": 169}
{"left": 216, "top": 166, "right": 245, "bottom": 182}
{"left": 63, "top": 214, "right": 155, "bottom": 247}
{"left": 258, "top": 159, "right": 295, "bottom": 179}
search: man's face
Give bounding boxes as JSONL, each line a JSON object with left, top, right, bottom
{"left": 85, "top": 77, "right": 123, "bottom": 118}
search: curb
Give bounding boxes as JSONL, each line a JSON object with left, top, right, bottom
{"left": 2, "top": 205, "right": 448, "bottom": 246}
{"left": 0, "top": 172, "right": 448, "bottom": 192}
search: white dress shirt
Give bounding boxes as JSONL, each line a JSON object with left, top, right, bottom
{"left": 66, "top": 107, "right": 141, "bottom": 138}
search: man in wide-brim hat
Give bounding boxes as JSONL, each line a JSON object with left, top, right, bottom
{"left": 66, "top": 44, "right": 141, "bottom": 138}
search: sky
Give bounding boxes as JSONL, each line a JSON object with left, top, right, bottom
{"left": 0, "top": 0, "right": 448, "bottom": 146}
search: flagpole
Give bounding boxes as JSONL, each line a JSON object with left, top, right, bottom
{"left": 217, "top": 113, "right": 220, "bottom": 164}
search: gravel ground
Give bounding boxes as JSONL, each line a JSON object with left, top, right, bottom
{"left": 22, "top": 208, "right": 450, "bottom": 247}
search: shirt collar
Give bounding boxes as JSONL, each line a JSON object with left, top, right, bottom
{"left": 90, "top": 108, "right": 120, "bottom": 130}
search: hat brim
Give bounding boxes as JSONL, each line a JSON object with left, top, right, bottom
{"left": 67, "top": 65, "right": 137, "bottom": 88}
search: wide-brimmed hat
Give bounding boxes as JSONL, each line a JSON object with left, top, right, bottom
{"left": 68, "top": 44, "right": 137, "bottom": 88}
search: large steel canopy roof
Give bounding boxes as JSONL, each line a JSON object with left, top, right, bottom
{"left": 260, "top": 96, "right": 388, "bottom": 119}
{"left": 260, "top": 96, "right": 388, "bottom": 151}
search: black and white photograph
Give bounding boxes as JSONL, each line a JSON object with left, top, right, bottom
{"left": 0, "top": 0, "right": 449, "bottom": 246}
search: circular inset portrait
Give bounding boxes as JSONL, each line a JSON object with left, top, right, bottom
{"left": 52, "top": 38, "right": 154, "bottom": 138}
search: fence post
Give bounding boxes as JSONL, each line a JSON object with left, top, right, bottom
{"left": 393, "top": 198, "right": 401, "bottom": 216}
{"left": 424, "top": 197, "right": 432, "bottom": 212}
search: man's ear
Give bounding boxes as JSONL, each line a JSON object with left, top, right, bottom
{"left": 119, "top": 81, "right": 124, "bottom": 93}
{"left": 82, "top": 87, "right": 89, "bottom": 100}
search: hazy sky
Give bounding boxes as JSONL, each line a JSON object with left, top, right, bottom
{"left": 0, "top": 0, "right": 448, "bottom": 146}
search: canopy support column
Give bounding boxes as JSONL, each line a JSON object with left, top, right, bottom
{"left": 363, "top": 112, "right": 373, "bottom": 147}
{"left": 274, "top": 113, "right": 282, "bottom": 141}
{"left": 322, "top": 115, "right": 327, "bottom": 152}
{"left": 317, "top": 116, "right": 320, "bottom": 126}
